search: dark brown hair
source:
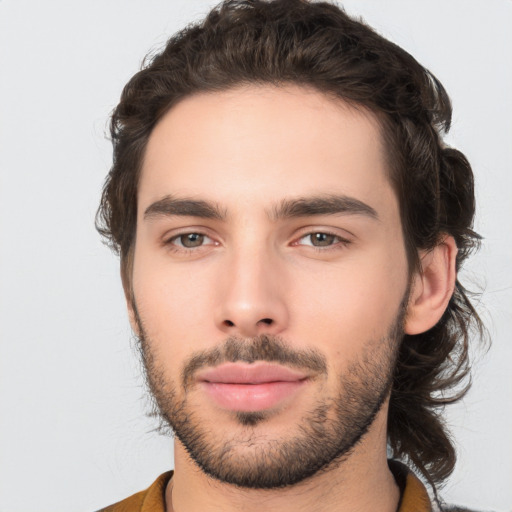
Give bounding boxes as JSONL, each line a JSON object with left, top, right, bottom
{"left": 96, "top": 0, "right": 483, "bottom": 489}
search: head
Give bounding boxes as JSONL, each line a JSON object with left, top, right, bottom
{"left": 97, "top": 0, "right": 482, "bottom": 491}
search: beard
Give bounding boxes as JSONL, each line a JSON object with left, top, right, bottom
{"left": 134, "top": 304, "right": 406, "bottom": 490}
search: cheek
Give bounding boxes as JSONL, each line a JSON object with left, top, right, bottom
{"left": 288, "top": 250, "right": 408, "bottom": 359}
{"left": 132, "top": 252, "right": 216, "bottom": 363}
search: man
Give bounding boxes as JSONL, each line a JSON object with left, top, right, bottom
{"left": 95, "top": 0, "right": 483, "bottom": 510}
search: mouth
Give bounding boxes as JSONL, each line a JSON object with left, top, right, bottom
{"left": 196, "top": 362, "right": 310, "bottom": 412}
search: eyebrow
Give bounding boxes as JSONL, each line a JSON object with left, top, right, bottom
{"left": 144, "top": 196, "right": 227, "bottom": 221}
{"left": 269, "top": 194, "right": 378, "bottom": 221}
{"left": 143, "top": 193, "right": 378, "bottom": 222}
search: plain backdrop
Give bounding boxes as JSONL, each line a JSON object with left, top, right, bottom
{"left": 0, "top": 1, "right": 511, "bottom": 511}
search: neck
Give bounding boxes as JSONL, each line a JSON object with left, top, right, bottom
{"left": 166, "top": 405, "right": 399, "bottom": 512}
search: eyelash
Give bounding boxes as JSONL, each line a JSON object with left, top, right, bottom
{"left": 294, "top": 231, "right": 351, "bottom": 252}
{"left": 164, "top": 232, "right": 217, "bottom": 254}
{"left": 163, "top": 230, "right": 351, "bottom": 254}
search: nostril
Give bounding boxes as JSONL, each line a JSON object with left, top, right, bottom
{"left": 221, "top": 318, "right": 274, "bottom": 329}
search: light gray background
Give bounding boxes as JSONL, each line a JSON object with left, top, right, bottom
{"left": 0, "top": 1, "right": 511, "bottom": 511}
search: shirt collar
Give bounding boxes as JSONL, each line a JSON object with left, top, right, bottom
{"left": 389, "top": 459, "right": 434, "bottom": 512}
{"left": 138, "top": 462, "right": 434, "bottom": 512}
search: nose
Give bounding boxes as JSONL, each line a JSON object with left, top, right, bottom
{"left": 214, "top": 247, "right": 289, "bottom": 338}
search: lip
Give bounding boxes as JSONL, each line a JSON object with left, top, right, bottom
{"left": 197, "top": 362, "right": 308, "bottom": 384}
{"left": 196, "top": 362, "right": 309, "bottom": 412}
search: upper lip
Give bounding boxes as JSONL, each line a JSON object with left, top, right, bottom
{"left": 196, "top": 362, "right": 309, "bottom": 384}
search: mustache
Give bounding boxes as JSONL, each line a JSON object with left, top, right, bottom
{"left": 181, "top": 334, "right": 327, "bottom": 389}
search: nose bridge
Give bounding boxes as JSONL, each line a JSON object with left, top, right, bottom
{"left": 215, "top": 235, "right": 288, "bottom": 336}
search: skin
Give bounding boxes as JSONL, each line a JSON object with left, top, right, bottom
{"left": 128, "top": 84, "right": 457, "bottom": 512}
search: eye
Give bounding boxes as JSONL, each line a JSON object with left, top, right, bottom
{"left": 295, "top": 231, "right": 351, "bottom": 250}
{"left": 168, "top": 232, "right": 214, "bottom": 249}
{"left": 303, "top": 233, "right": 336, "bottom": 247}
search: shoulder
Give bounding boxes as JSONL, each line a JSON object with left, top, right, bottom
{"left": 94, "top": 490, "right": 144, "bottom": 512}
{"left": 440, "top": 507, "right": 495, "bottom": 512}
{"left": 388, "top": 460, "right": 492, "bottom": 512}
{"left": 94, "top": 471, "right": 173, "bottom": 512}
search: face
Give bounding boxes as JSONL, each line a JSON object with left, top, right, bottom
{"left": 130, "top": 85, "right": 410, "bottom": 488}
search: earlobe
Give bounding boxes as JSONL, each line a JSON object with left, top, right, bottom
{"left": 404, "top": 236, "right": 458, "bottom": 335}
{"left": 126, "top": 298, "right": 140, "bottom": 336}
{"left": 119, "top": 249, "right": 141, "bottom": 336}
{"left": 121, "top": 268, "right": 140, "bottom": 336}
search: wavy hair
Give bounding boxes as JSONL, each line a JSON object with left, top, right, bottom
{"left": 96, "top": 0, "right": 483, "bottom": 489}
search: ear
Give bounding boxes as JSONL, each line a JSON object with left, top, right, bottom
{"left": 125, "top": 292, "right": 140, "bottom": 337}
{"left": 404, "top": 235, "right": 458, "bottom": 335}
{"left": 121, "top": 266, "right": 141, "bottom": 337}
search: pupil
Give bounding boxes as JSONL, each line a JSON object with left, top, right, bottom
{"left": 182, "top": 233, "right": 203, "bottom": 247}
{"left": 312, "top": 233, "right": 334, "bottom": 246}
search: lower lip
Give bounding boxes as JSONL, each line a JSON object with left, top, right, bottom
{"left": 201, "top": 380, "right": 307, "bottom": 412}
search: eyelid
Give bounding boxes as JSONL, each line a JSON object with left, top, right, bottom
{"left": 171, "top": 233, "right": 215, "bottom": 247}
{"left": 162, "top": 225, "right": 216, "bottom": 241}
{"left": 291, "top": 226, "right": 354, "bottom": 245}
{"left": 161, "top": 226, "right": 221, "bottom": 252}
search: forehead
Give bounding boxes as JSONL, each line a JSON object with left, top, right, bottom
{"left": 140, "top": 85, "right": 395, "bottom": 218}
